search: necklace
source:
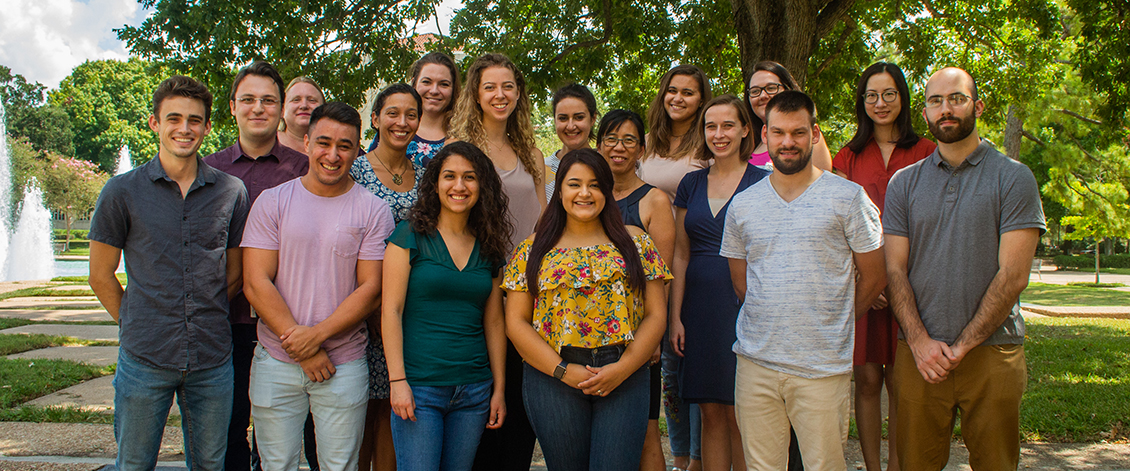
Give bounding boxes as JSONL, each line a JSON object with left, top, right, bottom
{"left": 374, "top": 154, "right": 407, "bottom": 185}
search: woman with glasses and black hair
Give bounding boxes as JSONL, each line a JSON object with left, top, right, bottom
{"left": 832, "top": 62, "right": 936, "bottom": 471}
{"left": 744, "top": 61, "right": 832, "bottom": 171}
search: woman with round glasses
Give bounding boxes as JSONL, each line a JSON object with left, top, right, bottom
{"left": 832, "top": 62, "right": 936, "bottom": 471}
{"left": 744, "top": 61, "right": 832, "bottom": 171}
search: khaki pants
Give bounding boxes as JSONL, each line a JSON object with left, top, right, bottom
{"left": 734, "top": 356, "right": 850, "bottom": 471}
{"left": 894, "top": 340, "right": 1026, "bottom": 471}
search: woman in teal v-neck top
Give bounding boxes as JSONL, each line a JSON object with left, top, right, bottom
{"left": 382, "top": 142, "right": 513, "bottom": 470}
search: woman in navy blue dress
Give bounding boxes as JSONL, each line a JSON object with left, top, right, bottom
{"left": 669, "top": 95, "right": 769, "bottom": 471}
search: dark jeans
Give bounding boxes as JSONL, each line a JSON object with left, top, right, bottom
{"left": 523, "top": 362, "right": 649, "bottom": 471}
{"left": 472, "top": 343, "right": 536, "bottom": 471}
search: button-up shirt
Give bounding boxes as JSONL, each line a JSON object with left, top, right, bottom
{"left": 89, "top": 156, "right": 250, "bottom": 370}
{"left": 204, "top": 139, "right": 309, "bottom": 324}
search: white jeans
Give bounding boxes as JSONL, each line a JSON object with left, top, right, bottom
{"left": 250, "top": 345, "right": 368, "bottom": 471}
{"left": 734, "top": 356, "right": 850, "bottom": 471}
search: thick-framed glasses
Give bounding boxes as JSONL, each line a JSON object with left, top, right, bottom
{"left": 925, "top": 93, "right": 971, "bottom": 109}
{"left": 864, "top": 90, "right": 899, "bottom": 104}
{"left": 236, "top": 96, "right": 281, "bottom": 107}
{"left": 602, "top": 135, "right": 640, "bottom": 149}
{"left": 749, "top": 83, "right": 785, "bottom": 98}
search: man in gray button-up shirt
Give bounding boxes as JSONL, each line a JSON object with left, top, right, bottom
{"left": 89, "top": 75, "right": 250, "bottom": 471}
{"left": 884, "top": 67, "right": 1044, "bottom": 470}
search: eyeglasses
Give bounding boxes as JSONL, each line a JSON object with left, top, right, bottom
{"left": 236, "top": 96, "right": 281, "bottom": 107}
{"left": 749, "top": 83, "right": 785, "bottom": 98}
{"left": 864, "top": 90, "right": 899, "bottom": 104}
{"left": 602, "top": 135, "right": 640, "bottom": 149}
{"left": 925, "top": 93, "right": 972, "bottom": 109}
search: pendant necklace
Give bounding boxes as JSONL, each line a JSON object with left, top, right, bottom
{"left": 375, "top": 154, "right": 407, "bottom": 185}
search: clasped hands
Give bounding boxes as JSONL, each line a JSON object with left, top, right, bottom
{"left": 280, "top": 325, "right": 334, "bottom": 382}
{"left": 909, "top": 336, "right": 970, "bottom": 384}
{"left": 561, "top": 361, "right": 631, "bottom": 397}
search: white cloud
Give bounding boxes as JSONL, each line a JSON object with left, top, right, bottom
{"left": 0, "top": 0, "right": 147, "bottom": 89}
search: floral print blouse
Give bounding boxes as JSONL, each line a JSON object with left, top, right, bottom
{"left": 502, "top": 233, "right": 672, "bottom": 352}
{"left": 349, "top": 155, "right": 423, "bottom": 224}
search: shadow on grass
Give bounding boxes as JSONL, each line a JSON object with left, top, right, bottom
{"left": 1023, "top": 317, "right": 1130, "bottom": 442}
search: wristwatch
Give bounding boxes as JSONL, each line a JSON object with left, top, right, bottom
{"left": 553, "top": 361, "right": 568, "bottom": 380}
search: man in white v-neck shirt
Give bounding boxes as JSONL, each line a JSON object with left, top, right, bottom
{"left": 720, "top": 91, "right": 887, "bottom": 470}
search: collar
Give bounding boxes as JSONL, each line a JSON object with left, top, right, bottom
{"left": 144, "top": 155, "right": 216, "bottom": 185}
{"left": 230, "top": 138, "right": 283, "bottom": 163}
{"left": 931, "top": 139, "right": 991, "bottom": 170}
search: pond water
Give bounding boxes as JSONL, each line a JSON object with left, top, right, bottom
{"left": 54, "top": 259, "right": 124, "bottom": 277}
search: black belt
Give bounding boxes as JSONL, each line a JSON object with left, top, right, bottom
{"left": 559, "top": 344, "right": 626, "bottom": 368}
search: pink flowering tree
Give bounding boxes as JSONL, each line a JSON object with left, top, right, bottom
{"left": 41, "top": 155, "right": 109, "bottom": 251}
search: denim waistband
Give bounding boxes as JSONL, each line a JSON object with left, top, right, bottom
{"left": 560, "top": 344, "right": 626, "bottom": 368}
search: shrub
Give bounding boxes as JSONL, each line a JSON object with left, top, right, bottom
{"left": 1052, "top": 254, "right": 1130, "bottom": 269}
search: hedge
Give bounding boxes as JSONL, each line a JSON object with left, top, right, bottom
{"left": 52, "top": 229, "right": 89, "bottom": 240}
{"left": 1052, "top": 254, "right": 1130, "bottom": 270}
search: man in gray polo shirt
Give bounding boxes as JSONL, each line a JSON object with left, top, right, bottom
{"left": 883, "top": 67, "right": 1044, "bottom": 470}
{"left": 89, "top": 75, "right": 250, "bottom": 471}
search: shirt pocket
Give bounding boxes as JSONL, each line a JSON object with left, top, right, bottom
{"left": 332, "top": 225, "right": 365, "bottom": 258}
{"left": 196, "top": 216, "right": 230, "bottom": 251}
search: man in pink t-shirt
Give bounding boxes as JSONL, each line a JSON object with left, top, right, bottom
{"left": 242, "top": 102, "right": 394, "bottom": 471}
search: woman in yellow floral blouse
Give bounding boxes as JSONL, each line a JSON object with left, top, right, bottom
{"left": 504, "top": 149, "right": 671, "bottom": 470}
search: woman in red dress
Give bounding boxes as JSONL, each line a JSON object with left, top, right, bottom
{"left": 832, "top": 62, "right": 936, "bottom": 471}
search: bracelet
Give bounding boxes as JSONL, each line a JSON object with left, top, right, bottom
{"left": 389, "top": 378, "right": 407, "bottom": 383}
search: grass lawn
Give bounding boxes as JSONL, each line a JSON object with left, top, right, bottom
{"left": 0, "top": 319, "right": 117, "bottom": 330}
{"left": 0, "top": 333, "right": 117, "bottom": 355}
{"left": 1021, "top": 283, "right": 1130, "bottom": 307}
{"left": 0, "top": 288, "right": 95, "bottom": 300}
{"left": 0, "top": 358, "right": 113, "bottom": 408}
{"left": 1022, "top": 316, "right": 1130, "bottom": 441}
{"left": 0, "top": 405, "right": 113, "bottom": 424}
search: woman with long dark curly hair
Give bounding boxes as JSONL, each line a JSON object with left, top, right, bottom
{"left": 504, "top": 149, "right": 672, "bottom": 469}
{"left": 382, "top": 141, "right": 512, "bottom": 471}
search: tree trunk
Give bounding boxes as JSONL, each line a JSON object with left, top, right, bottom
{"left": 64, "top": 215, "right": 72, "bottom": 253}
{"left": 731, "top": 0, "right": 856, "bottom": 89}
{"left": 1095, "top": 238, "right": 1101, "bottom": 284}
{"left": 1004, "top": 105, "right": 1023, "bottom": 160}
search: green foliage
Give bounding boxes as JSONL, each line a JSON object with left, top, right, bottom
{"left": 53, "top": 229, "right": 90, "bottom": 240}
{"left": 1053, "top": 254, "right": 1130, "bottom": 270}
{"left": 1067, "top": 0, "right": 1130, "bottom": 126}
{"left": 40, "top": 156, "right": 109, "bottom": 246}
{"left": 1022, "top": 281, "right": 1130, "bottom": 306}
{"left": 1, "top": 65, "right": 75, "bottom": 156}
{"left": 0, "top": 405, "right": 114, "bottom": 424}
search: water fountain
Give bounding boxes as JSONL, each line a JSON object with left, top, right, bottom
{"left": 0, "top": 102, "right": 57, "bottom": 281}
{"left": 116, "top": 144, "right": 132, "bottom": 175}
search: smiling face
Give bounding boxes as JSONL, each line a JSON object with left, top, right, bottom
{"left": 663, "top": 74, "right": 703, "bottom": 124}
{"left": 230, "top": 74, "right": 282, "bottom": 141}
{"left": 415, "top": 63, "right": 455, "bottom": 114}
{"left": 764, "top": 109, "right": 817, "bottom": 175}
{"left": 599, "top": 121, "right": 644, "bottom": 177}
{"left": 477, "top": 66, "right": 519, "bottom": 123}
{"left": 555, "top": 97, "right": 594, "bottom": 151}
{"left": 437, "top": 154, "right": 480, "bottom": 215}
{"left": 864, "top": 72, "right": 901, "bottom": 127}
{"left": 304, "top": 118, "right": 359, "bottom": 192}
{"left": 282, "top": 82, "right": 324, "bottom": 133}
{"left": 150, "top": 95, "right": 212, "bottom": 161}
{"left": 703, "top": 103, "right": 749, "bottom": 160}
{"left": 376, "top": 92, "right": 420, "bottom": 151}
{"left": 559, "top": 162, "right": 605, "bottom": 223}
{"left": 748, "top": 70, "right": 785, "bottom": 121}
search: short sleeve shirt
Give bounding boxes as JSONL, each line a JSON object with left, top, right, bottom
{"left": 388, "top": 221, "right": 501, "bottom": 386}
{"left": 349, "top": 155, "right": 423, "bottom": 224}
{"left": 241, "top": 179, "right": 395, "bottom": 365}
{"left": 883, "top": 141, "right": 1046, "bottom": 345}
{"left": 832, "top": 137, "right": 936, "bottom": 214}
{"left": 720, "top": 172, "right": 884, "bottom": 378}
{"left": 88, "top": 157, "right": 250, "bottom": 371}
{"left": 502, "top": 234, "right": 672, "bottom": 352}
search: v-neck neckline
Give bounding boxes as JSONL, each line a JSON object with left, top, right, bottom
{"left": 436, "top": 231, "right": 479, "bottom": 272}
{"left": 705, "top": 164, "right": 749, "bottom": 220}
{"left": 769, "top": 171, "right": 825, "bottom": 206}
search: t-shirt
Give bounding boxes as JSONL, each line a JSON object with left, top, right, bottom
{"left": 388, "top": 221, "right": 501, "bottom": 386}
{"left": 720, "top": 172, "right": 884, "bottom": 378}
{"left": 883, "top": 140, "right": 1045, "bottom": 345}
{"left": 241, "top": 178, "right": 395, "bottom": 365}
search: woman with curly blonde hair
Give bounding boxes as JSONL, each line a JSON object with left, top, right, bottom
{"left": 452, "top": 52, "right": 545, "bottom": 471}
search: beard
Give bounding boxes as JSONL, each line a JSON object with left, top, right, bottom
{"left": 769, "top": 145, "right": 812, "bottom": 175}
{"left": 928, "top": 112, "right": 977, "bottom": 143}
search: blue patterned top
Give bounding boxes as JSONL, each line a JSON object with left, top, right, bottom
{"left": 367, "top": 135, "right": 445, "bottom": 169}
{"left": 350, "top": 155, "right": 423, "bottom": 224}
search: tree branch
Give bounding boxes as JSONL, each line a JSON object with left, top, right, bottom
{"left": 920, "top": 0, "right": 1009, "bottom": 52}
{"left": 1022, "top": 129, "right": 1049, "bottom": 147}
{"left": 815, "top": 0, "right": 857, "bottom": 40}
{"left": 1058, "top": 109, "right": 1103, "bottom": 125}
{"left": 813, "top": 22, "right": 856, "bottom": 78}
{"left": 541, "top": 0, "right": 613, "bottom": 71}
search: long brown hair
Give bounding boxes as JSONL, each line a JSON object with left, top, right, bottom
{"left": 408, "top": 51, "right": 461, "bottom": 131}
{"left": 450, "top": 53, "right": 541, "bottom": 182}
{"left": 645, "top": 64, "right": 712, "bottom": 161}
{"left": 526, "top": 149, "right": 646, "bottom": 297}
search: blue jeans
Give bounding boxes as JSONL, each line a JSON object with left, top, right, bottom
{"left": 114, "top": 349, "right": 233, "bottom": 471}
{"left": 391, "top": 378, "right": 493, "bottom": 471}
{"left": 523, "top": 362, "right": 649, "bottom": 471}
{"left": 661, "top": 342, "right": 701, "bottom": 460}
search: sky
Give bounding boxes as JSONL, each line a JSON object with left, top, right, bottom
{"left": 0, "top": 0, "right": 463, "bottom": 90}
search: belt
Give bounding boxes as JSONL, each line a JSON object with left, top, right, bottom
{"left": 559, "top": 344, "right": 626, "bottom": 368}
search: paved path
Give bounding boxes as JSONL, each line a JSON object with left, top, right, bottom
{"left": 7, "top": 346, "right": 118, "bottom": 366}
{"left": 0, "top": 325, "right": 118, "bottom": 342}
{"left": 1031, "top": 268, "right": 1130, "bottom": 286}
